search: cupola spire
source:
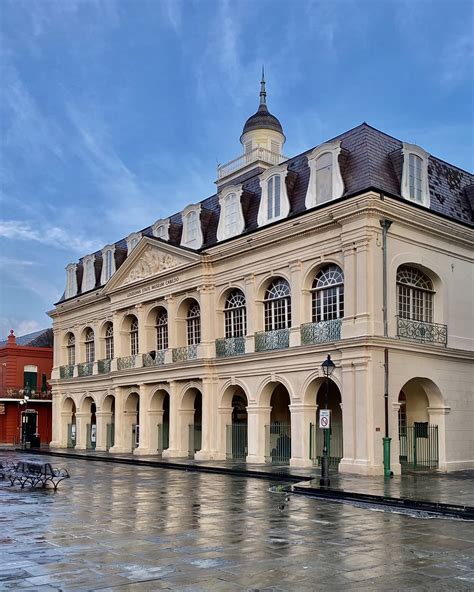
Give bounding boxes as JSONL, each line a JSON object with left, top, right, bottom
{"left": 259, "top": 65, "right": 266, "bottom": 107}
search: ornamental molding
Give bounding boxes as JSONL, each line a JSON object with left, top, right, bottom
{"left": 123, "top": 245, "right": 178, "bottom": 285}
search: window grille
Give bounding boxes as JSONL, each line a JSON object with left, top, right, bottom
{"left": 85, "top": 329, "right": 95, "bottom": 363}
{"left": 397, "top": 266, "right": 433, "bottom": 322}
{"left": 130, "top": 317, "right": 139, "bottom": 355}
{"left": 264, "top": 279, "right": 291, "bottom": 331}
{"left": 267, "top": 175, "right": 281, "bottom": 220}
{"left": 105, "top": 323, "right": 114, "bottom": 359}
{"left": 156, "top": 309, "right": 169, "bottom": 350}
{"left": 409, "top": 154, "right": 423, "bottom": 202}
{"left": 67, "top": 333, "right": 75, "bottom": 365}
{"left": 187, "top": 303, "right": 201, "bottom": 345}
{"left": 311, "top": 265, "right": 344, "bottom": 321}
{"left": 224, "top": 290, "right": 247, "bottom": 338}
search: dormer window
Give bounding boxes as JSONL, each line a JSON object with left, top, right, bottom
{"left": 101, "top": 245, "right": 116, "bottom": 284}
{"left": 81, "top": 255, "right": 96, "bottom": 293}
{"left": 65, "top": 264, "right": 78, "bottom": 299}
{"left": 401, "top": 144, "right": 430, "bottom": 207}
{"left": 181, "top": 205, "right": 203, "bottom": 249}
{"left": 126, "top": 232, "right": 142, "bottom": 254}
{"left": 305, "top": 141, "right": 344, "bottom": 208}
{"left": 152, "top": 218, "right": 170, "bottom": 241}
{"left": 257, "top": 164, "right": 290, "bottom": 227}
{"left": 217, "top": 186, "right": 245, "bottom": 241}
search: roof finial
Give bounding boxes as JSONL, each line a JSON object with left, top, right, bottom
{"left": 259, "top": 65, "right": 266, "bottom": 106}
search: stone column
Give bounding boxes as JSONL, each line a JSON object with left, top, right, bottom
{"left": 165, "top": 296, "right": 177, "bottom": 349}
{"left": 195, "top": 376, "right": 219, "bottom": 461}
{"left": 289, "top": 403, "right": 316, "bottom": 468}
{"left": 244, "top": 274, "right": 256, "bottom": 354}
{"left": 134, "top": 384, "right": 154, "bottom": 455}
{"left": 390, "top": 402, "right": 402, "bottom": 475}
{"left": 50, "top": 391, "right": 63, "bottom": 448}
{"left": 162, "top": 381, "right": 188, "bottom": 458}
{"left": 217, "top": 407, "right": 232, "bottom": 460}
{"left": 246, "top": 406, "right": 271, "bottom": 464}
{"left": 354, "top": 240, "right": 370, "bottom": 335}
{"left": 136, "top": 304, "right": 146, "bottom": 354}
{"left": 95, "top": 410, "right": 112, "bottom": 452}
{"left": 428, "top": 406, "right": 451, "bottom": 471}
{"left": 109, "top": 387, "right": 128, "bottom": 453}
{"left": 197, "top": 285, "right": 215, "bottom": 358}
{"left": 74, "top": 411, "right": 89, "bottom": 450}
{"left": 289, "top": 260, "right": 302, "bottom": 347}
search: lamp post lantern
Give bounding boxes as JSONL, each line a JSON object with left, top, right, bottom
{"left": 320, "top": 354, "right": 335, "bottom": 487}
{"left": 19, "top": 385, "right": 35, "bottom": 448}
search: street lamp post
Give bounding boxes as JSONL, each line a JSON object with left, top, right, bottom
{"left": 320, "top": 354, "right": 336, "bottom": 487}
{"left": 19, "top": 385, "right": 34, "bottom": 448}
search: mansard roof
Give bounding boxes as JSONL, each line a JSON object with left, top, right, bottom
{"left": 0, "top": 328, "right": 53, "bottom": 349}
{"left": 59, "top": 122, "right": 473, "bottom": 303}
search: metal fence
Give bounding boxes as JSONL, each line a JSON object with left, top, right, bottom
{"left": 309, "top": 423, "right": 343, "bottom": 469}
{"left": 301, "top": 319, "right": 342, "bottom": 345}
{"left": 226, "top": 424, "right": 248, "bottom": 460}
{"left": 265, "top": 423, "right": 291, "bottom": 464}
{"left": 188, "top": 424, "right": 202, "bottom": 458}
{"left": 60, "top": 365, "right": 74, "bottom": 379}
{"left": 173, "top": 345, "right": 198, "bottom": 362}
{"left": 216, "top": 336, "right": 246, "bottom": 358}
{"left": 157, "top": 423, "right": 169, "bottom": 454}
{"left": 98, "top": 359, "right": 111, "bottom": 374}
{"left": 67, "top": 423, "right": 76, "bottom": 448}
{"left": 106, "top": 423, "right": 115, "bottom": 450}
{"left": 396, "top": 317, "right": 447, "bottom": 346}
{"left": 86, "top": 423, "right": 96, "bottom": 450}
{"left": 399, "top": 424, "right": 438, "bottom": 470}
{"left": 255, "top": 329, "right": 290, "bottom": 352}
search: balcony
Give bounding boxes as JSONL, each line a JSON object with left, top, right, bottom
{"left": 117, "top": 355, "right": 138, "bottom": 370}
{"left": 59, "top": 365, "right": 74, "bottom": 379}
{"left": 216, "top": 336, "right": 246, "bottom": 358}
{"left": 143, "top": 350, "right": 166, "bottom": 367}
{"left": 255, "top": 329, "right": 290, "bottom": 352}
{"left": 172, "top": 345, "right": 198, "bottom": 362}
{"left": 396, "top": 317, "right": 447, "bottom": 346}
{"left": 97, "top": 359, "right": 111, "bottom": 374}
{"left": 217, "top": 146, "right": 288, "bottom": 181}
{"left": 301, "top": 319, "right": 342, "bottom": 345}
{"left": 0, "top": 387, "right": 52, "bottom": 401}
{"left": 78, "top": 362, "right": 93, "bottom": 377}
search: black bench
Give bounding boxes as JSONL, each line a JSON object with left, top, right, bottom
{"left": 1, "top": 461, "right": 70, "bottom": 491}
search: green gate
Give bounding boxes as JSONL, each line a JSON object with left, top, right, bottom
{"left": 399, "top": 424, "right": 438, "bottom": 470}
{"left": 67, "top": 423, "right": 76, "bottom": 448}
{"left": 106, "top": 423, "right": 115, "bottom": 450}
{"left": 309, "top": 423, "right": 343, "bottom": 469}
{"left": 86, "top": 423, "right": 97, "bottom": 450}
{"left": 226, "top": 424, "right": 248, "bottom": 460}
{"left": 265, "top": 423, "right": 291, "bottom": 465}
{"left": 188, "top": 424, "right": 202, "bottom": 458}
{"left": 157, "top": 423, "right": 170, "bottom": 454}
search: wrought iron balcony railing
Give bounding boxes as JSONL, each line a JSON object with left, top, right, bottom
{"left": 217, "top": 146, "right": 288, "bottom": 180}
{"left": 396, "top": 316, "right": 447, "bottom": 346}
{"left": 143, "top": 350, "right": 166, "bottom": 367}
{"left": 216, "top": 336, "right": 246, "bottom": 358}
{"left": 117, "top": 355, "right": 138, "bottom": 370}
{"left": 0, "top": 388, "right": 52, "bottom": 400}
{"left": 172, "top": 345, "right": 198, "bottom": 362}
{"left": 60, "top": 365, "right": 74, "bottom": 379}
{"left": 255, "top": 329, "right": 290, "bottom": 352}
{"left": 301, "top": 319, "right": 342, "bottom": 345}
{"left": 78, "top": 362, "right": 93, "bottom": 377}
{"left": 97, "top": 359, "right": 111, "bottom": 374}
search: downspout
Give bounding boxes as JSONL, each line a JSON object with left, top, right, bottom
{"left": 380, "top": 217, "right": 393, "bottom": 478}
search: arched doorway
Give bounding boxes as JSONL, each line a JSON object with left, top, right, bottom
{"left": 81, "top": 396, "right": 96, "bottom": 450}
{"left": 63, "top": 398, "right": 76, "bottom": 448}
{"left": 398, "top": 378, "right": 440, "bottom": 471}
{"left": 267, "top": 384, "right": 291, "bottom": 465}
{"left": 314, "top": 380, "right": 343, "bottom": 469}
{"left": 180, "top": 387, "right": 202, "bottom": 458}
{"left": 124, "top": 392, "right": 140, "bottom": 451}
{"left": 150, "top": 389, "right": 170, "bottom": 454}
{"left": 228, "top": 391, "right": 248, "bottom": 460}
{"left": 103, "top": 394, "right": 115, "bottom": 450}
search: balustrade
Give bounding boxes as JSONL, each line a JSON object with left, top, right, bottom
{"left": 216, "top": 336, "right": 246, "bottom": 358}
{"left": 143, "top": 350, "right": 166, "bottom": 367}
{"left": 97, "top": 359, "right": 111, "bottom": 374}
{"left": 172, "top": 345, "right": 198, "bottom": 362}
{"left": 217, "top": 146, "right": 288, "bottom": 180}
{"left": 255, "top": 329, "right": 290, "bottom": 352}
{"left": 396, "top": 317, "right": 447, "bottom": 345}
{"left": 78, "top": 362, "right": 93, "bottom": 377}
{"left": 301, "top": 319, "right": 342, "bottom": 345}
{"left": 59, "top": 365, "right": 74, "bottom": 379}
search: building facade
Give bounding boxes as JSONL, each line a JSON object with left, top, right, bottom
{"left": 49, "top": 79, "right": 474, "bottom": 475}
{"left": 0, "top": 329, "right": 53, "bottom": 446}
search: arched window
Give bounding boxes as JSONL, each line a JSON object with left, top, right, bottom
{"left": 66, "top": 333, "right": 75, "bottom": 365}
{"left": 130, "top": 317, "right": 139, "bottom": 355}
{"left": 264, "top": 279, "right": 291, "bottom": 331}
{"left": 187, "top": 302, "right": 201, "bottom": 345}
{"left": 85, "top": 329, "right": 95, "bottom": 363}
{"left": 267, "top": 175, "right": 281, "bottom": 220}
{"left": 225, "top": 290, "right": 246, "bottom": 338}
{"left": 156, "top": 309, "right": 168, "bottom": 350}
{"left": 105, "top": 323, "right": 114, "bottom": 359}
{"left": 397, "top": 266, "right": 433, "bottom": 322}
{"left": 156, "top": 225, "right": 166, "bottom": 239}
{"left": 311, "top": 265, "right": 344, "bottom": 322}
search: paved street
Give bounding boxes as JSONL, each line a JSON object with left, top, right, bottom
{"left": 1, "top": 453, "right": 473, "bottom": 591}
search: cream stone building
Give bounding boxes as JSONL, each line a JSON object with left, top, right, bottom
{"left": 49, "top": 77, "right": 474, "bottom": 475}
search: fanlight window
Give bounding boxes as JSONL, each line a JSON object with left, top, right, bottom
{"left": 66, "top": 333, "right": 75, "bottom": 366}
{"left": 105, "top": 323, "right": 114, "bottom": 359}
{"left": 187, "top": 302, "right": 201, "bottom": 345}
{"left": 267, "top": 175, "right": 281, "bottom": 220}
{"left": 130, "top": 317, "right": 139, "bottom": 356}
{"left": 264, "top": 279, "right": 291, "bottom": 331}
{"left": 397, "top": 266, "right": 434, "bottom": 322}
{"left": 311, "top": 265, "right": 344, "bottom": 321}
{"left": 156, "top": 309, "right": 169, "bottom": 350}
{"left": 225, "top": 290, "right": 247, "bottom": 338}
{"left": 85, "top": 329, "right": 95, "bottom": 363}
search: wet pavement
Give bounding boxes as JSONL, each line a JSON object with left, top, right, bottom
{"left": 1, "top": 451, "right": 474, "bottom": 591}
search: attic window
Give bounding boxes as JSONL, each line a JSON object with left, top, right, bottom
{"left": 101, "top": 245, "right": 116, "bottom": 284}
{"left": 401, "top": 143, "right": 430, "bottom": 207}
{"left": 257, "top": 164, "right": 290, "bottom": 227}
{"left": 152, "top": 218, "right": 170, "bottom": 241}
{"left": 82, "top": 255, "right": 96, "bottom": 293}
{"left": 217, "top": 186, "right": 245, "bottom": 241}
{"left": 65, "top": 264, "right": 78, "bottom": 299}
{"left": 181, "top": 205, "right": 203, "bottom": 249}
{"left": 305, "top": 141, "right": 344, "bottom": 209}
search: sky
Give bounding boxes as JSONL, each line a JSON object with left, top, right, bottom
{"left": 0, "top": 0, "right": 473, "bottom": 337}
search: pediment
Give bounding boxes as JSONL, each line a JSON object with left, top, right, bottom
{"left": 104, "top": 237, "right": 200, "bottom": 293}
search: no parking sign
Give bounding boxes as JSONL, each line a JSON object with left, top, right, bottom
{"left": 319, "top": 409, "right": 331, "bottom": 429}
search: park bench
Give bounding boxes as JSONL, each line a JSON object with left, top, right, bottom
{"left": 1, "top": 461, "right": 70, "bottom": 491}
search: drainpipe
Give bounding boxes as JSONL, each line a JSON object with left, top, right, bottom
{"left": 380, "top": 218, "right": 392, "bottom": 478}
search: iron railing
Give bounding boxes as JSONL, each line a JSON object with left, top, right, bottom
{"left": 0, "top": 388, "right": 52, "bottom": 400}
{"left": 172, "top": 345, "right": 198, "bottom": 362}
{"left": 67, "top": 424, "right": 76, "bottom": 448}
{"left": 255, "top": 329, "right": 290, "bottom": 352}
{"left": 399, "top": 424, "right": 439, "bottom": 470}
{"left": 78, "top": 362, "right": 93, "bottom": 377}
{"left": 117, "top": 355, "right": 137, "bottom": 370}
{"left": 143, "top": 350, "right": 166, "bottom": 367}
{"left": 97, "top": 359, "right": 111, "bottom": 374}
{"left": 216, "top": 336, "right": 246, "bottom": 358}
{"left": 396, "top": 317, "right": 447, "bottom": 346}
{"left": 188, "top": 424, "right": 202, "bottom": 457}
{"left": 60, "top": 365, "right": 74, "bottom": 379}
{"left": 309, "top": 423, "right": 343, "bottom": 469}
{"left": 265, "top": 423, "right": 291, "bottom": 464}
{"left": 106, "top": 423, "right": 115, "bottom": 450}
{"left": 157, "top": 423, "right": 169, "bottom": 454}
{"left": 226, "top": 424, "right": 248, "bottom": 460}
{"left": 217, "top": 146, "right": 288, "bottom": 180}
{"left": 301, "top": 319, "right": 342, "bottom": 345}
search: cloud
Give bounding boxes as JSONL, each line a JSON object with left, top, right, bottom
{"left": 0, "top": 317, "right": 42, "bottom": 339}
{"left": 0, "top": 256, "right": 36, "bottom": 268}
{"left": 439, "top": 34, "right": 474, "bottom": 87}
{"left": 161, "top": 0, "right": 183, "bottom": 34}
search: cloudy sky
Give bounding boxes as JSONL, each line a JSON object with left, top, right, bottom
{"left": 0, "top": 0, "right": 472, "bottom": 337}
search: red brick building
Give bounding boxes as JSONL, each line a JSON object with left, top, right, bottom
{"left": 0, "top": 329, "right": 53, "bottom": 446}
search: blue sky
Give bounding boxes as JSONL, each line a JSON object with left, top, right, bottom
{"left": 0, "top": 0, "right": 473, "bottom": 337}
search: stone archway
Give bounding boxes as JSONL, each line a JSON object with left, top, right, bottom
{"left": 314, "top": 379, "right": 343, "bottom": 469}
{"left": 124, "top": 392, "right": 140, "bottom": 451}
{"left": 77, "top": 395, "right": 96, "bottom": 450}
{"left": 219, "top": 386, "right": 248, "bottom": 461}
{"left": 62, "top": 397, "right": 76, "bottom": 448}
{"left": 96, "top": 394, "right": 115, "bottom": 451}
{"left": 150, "top": 389, "right": 170, "bottom": 454}
{"left": 178, "top": 387, "right": 202, "bottom": 459}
